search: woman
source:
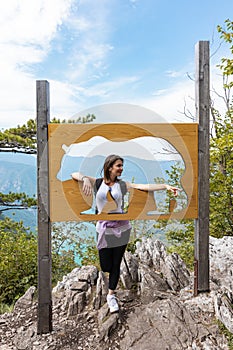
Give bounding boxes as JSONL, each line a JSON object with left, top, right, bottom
{"left": 72, "top": 154, "right": 179, "bottom": 313}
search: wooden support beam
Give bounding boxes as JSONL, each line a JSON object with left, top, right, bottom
{"left": 194, "top": 41, "right": 210, "bottom": 293}
{"left": 36, "top": 80, "right": 52, "bottom": 333}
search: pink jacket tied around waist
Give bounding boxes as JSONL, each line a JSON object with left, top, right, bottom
{"left": 96, "top": 220, "right": 131, "bottom": 250}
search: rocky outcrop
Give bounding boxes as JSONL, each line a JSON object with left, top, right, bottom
{"left": 120, "top": 296, "right": 228, "bottom": 350}
{"left": 210, "top": 236, "right": 233, "bottom": 292}
{"left": 13, "top": 286, "right": 36, "bottom": 311}
{"left": 135, "top": 237, "right": 190, "bottom": 300}
{"left": 0, "top": 237, "right": 232, "bottom": 350}
{"left": 209, "top": 236, "right": 233, "bottom": 335}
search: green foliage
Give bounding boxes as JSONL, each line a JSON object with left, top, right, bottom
{"left": 154, "top": 162, "right": 187, "bottom": 213}
{"left": 0, "top": 302, "right": 14, "bottom": 314}
{"left": 166, "top": 220, "right": 194, "bottom": 269}
{"left": 50, "top": 113, "right": 96, "bottom": 124}
{"left": 217, "top": 319, "right": 233, "bottom": 349}
{"left": 126, "top": 237, "right": 142, "bottom": 254}
{"left": 0, "top": 218, "right": 37, "bottom": 304}
{"left": 52, "top": 250, "right": 77, "bottom": 286}
{"left": 210, "top": 118, "right": 233, "bottom": 236}
{"left": 74, "top": 236, "right": 100, "bottom": 269}
{"left": 0, "top": 119, "right": 36, "bottom": 149}
{"left": 0, "top": 114, "right": 96, "bottom": 151}
{"left": 165, "top": 162, "right": 187, "bottom": 209}
{"left": 154, "top": 161, "right": 195, "bottom": 269}
{"left": 0, "top": 219, "right": 83, "bottom": 305}
{"left": 51, "top": 221, "right": 98, "bottom": 270}
{"left": 51, "top": 222, "right": 89, "bottom": 283}
{"left": 165, "top": 19, "right": 233, "bottom": 266}
{"left": 210, "top": 19, "right": 233, "bottom": 237}
{"left": 0, "top": 114, "right": 97, "bottom": 304}
{"left": 0, "top": 191, "right": 37, "bottom": 211}
{"left": 217, "top": 19, "right": 233, "bottom": 78}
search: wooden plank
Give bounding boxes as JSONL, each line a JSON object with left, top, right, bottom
{"left": 36, "top": 80, "right": 52, "bottom": 333}
{"left": 48, "top": 123, "right": 198, "bottom": 221}
{"left": 194, "top": 41, "right": 210, "bottom": 293}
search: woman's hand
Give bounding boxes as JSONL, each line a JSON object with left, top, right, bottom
{"left": 71, "top": 172, "right": 95, "bottom": 195}
{"left": 82, "top": 177, "right": 93, "bottom": 196}
{"left": 165, "top": 184, "right": 180, "bottom": 197}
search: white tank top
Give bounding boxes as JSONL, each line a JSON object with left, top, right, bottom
{"left": 95, "top": 181, "right": 123, "bottom": 214}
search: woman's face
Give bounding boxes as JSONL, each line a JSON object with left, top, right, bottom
{"left": 109, "top": 159, "right": 123, "bottom": 179}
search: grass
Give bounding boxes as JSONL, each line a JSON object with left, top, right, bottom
{"left": 217, "top": 319, "right": 233, "bottom": 349}
{"left": 0, "top": 302, "right": 14, "bottom": 314}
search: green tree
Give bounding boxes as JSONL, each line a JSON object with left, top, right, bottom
{"left": 0, "top": 191, "right": 37, "bottom": 216}
{"left": 0, "top": 114, "right": 96, "bottom": 306}
{"left": 152, "top": 162, "right": 195, "bottom": 269}
{"left": 50, "top": 113, "right": 96, "bottom": 125}
{"left": 163, "top": 19, "right": 233, "bottom": 267}
{"left": 0, "top": 119, "right": 37, "bottom": 151}
{"left": 209, "top": 113, "right": 233, "bottom": 236}
{"left": 0, "top": 113, "right": 96, "bottom": 152}
{"left": 0, "top": 218, "right": 83, "bottom": 307}
{"left": 0, "top": 218, "right": 37, "bottom": 304}
{"left": 52, "top": 221, "right": 99, "bottom": 270}
{"left": 210, "top": 19, "right": 233, "bottom": 236}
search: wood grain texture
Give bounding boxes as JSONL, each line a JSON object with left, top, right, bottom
{"left": 36, "top": 80, "right": 52, "bottom": 334}
{"left": 194, "top": 41, "right": 210, "bottom": 292}
{"left": 48, "top": 123, "right": 198, "bottom": 221}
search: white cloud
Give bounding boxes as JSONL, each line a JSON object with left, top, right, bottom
{"left": 139, "top": 80, "right": 195, "bottom": 123}
{"left": 52, "top": 59, "right": 228, "bottom": 125}
{"left": 165, "top": 70, "right": 183, "bottom": 78}
{"left": 0, "top": 1, "right": 230, "bottom": 130}
{"left": 0, "top": 0, "right": 118, "bottom": 128}
{"left": 72, "top": 102, "right": 163, "bottom": 123}
{"left": 136, "top": 61, "right": 229, "bottom": 123}
{"left": 64, "top": 0, "right": 114, "bottom": 82}
{"left": 77, "top": 75, "right": 140, "bottom": 99}
{"left": 0, "top": 0, "right": 75, "bottom": 129}
{"left": 0, "top": 0, "right": 73, "bottom": 51}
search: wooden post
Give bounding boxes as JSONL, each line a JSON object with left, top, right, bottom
{"left": 194, "top": 41, "right": 210, "bottom": 293}
{"left": 36, "top": 80, "right": 52, "bottom": 333}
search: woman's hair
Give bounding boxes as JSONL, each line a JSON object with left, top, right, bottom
{"left": 102, "top": 154, "right": 124, "bottom": 181}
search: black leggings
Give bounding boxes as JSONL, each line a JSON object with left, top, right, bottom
{"left": 98, "top": 244, "right": 127, "bottom": 291}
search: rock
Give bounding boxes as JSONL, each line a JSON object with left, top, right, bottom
{"left": 136, "top": 237, "right": 167, "bottom": 268}
{"left": 13, "top": 325, "right": 36, "bottom": 350}
{"left": 0, "top": 237, "right": 232, "bottom": 350}
{"left": 14, "top": 286, "right": 36, "bottom": 311}
{"left": 69, "top": 281, "right": 89, "bottom": 291}
{"left": 66, "top": 291, "right": 86, "bottom": 317}
{"left": 98, "top": 312, "right": 119, "bottom": 342}
{"left": 77, "top": 265, "right": 98, "bottom": 286}
{"left": 120, "top": 251, "right": 138, "bottom": 289}
{"left": 137, "top": 264, "right": 170, "bottom": 301}
{"left": 93, "top": 271, "right": 108, "bottom": 310}
{"left": 136, "top": 237, "right": 190, "bottom": 292}
{"left": 210, "top": 236, "right": 233, "bottom": 291}
{"left": 163, "top": 252, "right": 190, "bottom": 290}
{"left": 214, "top": 291, "right": 233, "bottom": 333}
{"left": 119, "top": 297, "right": 228, "bottom": 350}
{"left": 52, "top": 265, "right": 98, "bottom": 295}
{"left": 52, "top": 265, "right": 99, "bottom": 316}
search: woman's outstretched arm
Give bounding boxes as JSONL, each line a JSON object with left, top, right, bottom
{"left": 71, "top": 172, "right": 95, "bottom": 196}
{"left": 127, "top": 182, "right": 180, "bottom": 196}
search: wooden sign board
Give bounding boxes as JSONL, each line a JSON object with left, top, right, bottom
{"left": 48, "top": 123, "right": 198, "bottom": 221}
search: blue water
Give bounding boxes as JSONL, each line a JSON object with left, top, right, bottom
{"left": 0, "top": 152, "right": 185, "bottom": 263}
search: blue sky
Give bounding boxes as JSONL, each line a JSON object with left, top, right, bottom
{"left": 0, "top": 0, "right": 232, "bottom": 128}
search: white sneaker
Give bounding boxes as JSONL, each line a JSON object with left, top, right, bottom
{"left": 107, "top": 294, "right": 119, "bottom": 313}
